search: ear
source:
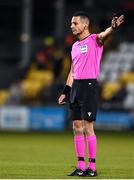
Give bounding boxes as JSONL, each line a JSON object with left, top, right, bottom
{"left": 85, "top": 23, "right": 89, "bottom": 29}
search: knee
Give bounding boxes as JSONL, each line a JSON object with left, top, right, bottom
{"left": 85, "top": 128, "right": 95, "bottom": 136}
{"left": 73, "top": 121, "right": 84, "bottom": 135}
{"left": 85, "top": 122, "right": 95, "bottom": 136}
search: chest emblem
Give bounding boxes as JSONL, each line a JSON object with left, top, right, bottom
{"left": 80, "top": 45, "right": 87, "bottom": 54}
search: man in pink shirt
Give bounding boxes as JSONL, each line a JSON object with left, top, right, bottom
{"left": 58, "top": 11, "right": 124, "bottom": 177}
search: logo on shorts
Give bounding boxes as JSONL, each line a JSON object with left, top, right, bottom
{"left": 80, "top": 45, "right": 87, "bottom": 54}
{"left": 87, "top": 112, "right": 92, "bottom": 117}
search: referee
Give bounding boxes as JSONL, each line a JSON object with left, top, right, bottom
{"left": 58, "top": 11, "right": 124, "bottom": 177}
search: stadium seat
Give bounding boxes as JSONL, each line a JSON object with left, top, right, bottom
{"left": 27, "top": 69, "right": 54, "bottom": 87}
{"left": 101, "top": 82, "right": 122, "bottom": 100}
{"left": 21, "top": 68, "right": 54, "bottom": 99}
{"left": 123, "top": 84, "right": 134, "bottom": 109}
{"left": 0, "top": 90, "right": 9, "bottom": 105}
{"left": 22, "top": 80, "right": 44, "bottom": 98}
{"left": 99, "top": 49, "right": 134, "bottom": 82}
{"left": 120, "top": 72, "right": 134, "bottom": 85}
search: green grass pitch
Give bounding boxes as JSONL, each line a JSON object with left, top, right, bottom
{"left": 0, "top": 131, "right": 134, "bottom": 179}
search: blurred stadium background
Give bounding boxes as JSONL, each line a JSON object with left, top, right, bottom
{"left": 0, "top": 0, "right": 134, "bottom": 178}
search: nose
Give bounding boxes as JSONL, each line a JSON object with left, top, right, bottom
{"left": 70, "top": 23, "right": 74, "bottom": 29}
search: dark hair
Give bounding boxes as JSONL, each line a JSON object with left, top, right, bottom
{"left": 73, "top": 11, "right": 90, "bottom": 20}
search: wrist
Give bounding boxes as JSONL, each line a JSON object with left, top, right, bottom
{"left": 62, "top": 85, "right": 71, "bottom": 95}
{"left": 111, "top": 25, "right": 116, "bottom": 30}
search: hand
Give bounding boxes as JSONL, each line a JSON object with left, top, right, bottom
{"left": 58, "top": 94, "right": 66, "bottom": 105}
{"left": 111, "top": 14, "right": 124, "bottom": 29}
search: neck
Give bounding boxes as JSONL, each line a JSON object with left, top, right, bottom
{"left": 78, "top": 30, "right": 91, "bottom": 41}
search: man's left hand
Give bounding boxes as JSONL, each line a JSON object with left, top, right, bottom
{"left": 111, "top": 14, "right": 124, "bottom": 29}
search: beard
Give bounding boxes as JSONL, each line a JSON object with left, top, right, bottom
{"left": 72, "top": 29, "right": 83, "bottom": 36}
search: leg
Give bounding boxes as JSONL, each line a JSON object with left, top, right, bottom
{"left": 70, "top": 79, "right": 98, "bottom": 176}
{"left": 85, "top": 120, "right": 97, "bottom": 172}
{"left": 80, "top": 80, "right": 98, "bottom": 174}
{"left": 73, "top": 120, "right": 84, "bottom": 136}
{"left": 73, "top": 120, "right": 86, "bottom": 171}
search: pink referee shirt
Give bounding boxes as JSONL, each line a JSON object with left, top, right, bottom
{"left": 71, "top": 34, "right": 103, "bottom": 79}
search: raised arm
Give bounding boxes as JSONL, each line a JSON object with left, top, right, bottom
{"left": 97, "top": 14, "right": 124, "bottom": 44}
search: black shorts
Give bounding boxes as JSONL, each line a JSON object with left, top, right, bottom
{"left": 69, "top": 79, "right": 99, "bottom": 121}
